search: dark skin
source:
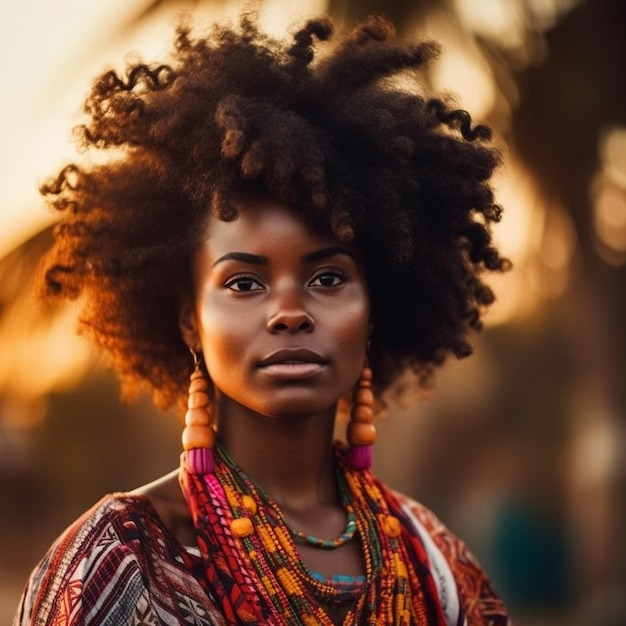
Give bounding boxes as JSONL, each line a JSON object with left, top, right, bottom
{"left": 135, "top": 195, "right": 371, "bottom": 624}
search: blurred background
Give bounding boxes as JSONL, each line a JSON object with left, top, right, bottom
{"left": 1, "top": 0, "right": 625, "bottom": 624}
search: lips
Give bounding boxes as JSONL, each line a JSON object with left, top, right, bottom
{"left": 257, "top": 348, "right": 329, "bottom": 379}
{"left": 258, "top": 348, "right": 329, "bottom": 367}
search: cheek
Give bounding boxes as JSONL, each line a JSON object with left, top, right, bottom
{"left": 343, "top": 306, "right": 370, "bottom": 344}
{"left": 348, "top": 286, "right": 371, "bottom": 334}
{"left": 195, "top": 297, "right": 250, "bottom": 374}
{"left": 333, "top": 293, "right": 371, "bottom": 358}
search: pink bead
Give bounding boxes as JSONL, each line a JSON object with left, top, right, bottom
{"left": 187, "top": 448, "right": 214, "bottom": 475}
{"left": 347, "top": 444, "right": 373, "bottom": 470}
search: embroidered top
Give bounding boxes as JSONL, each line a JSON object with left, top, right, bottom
{"left": 14, "top": 489, "right": 511, "bottom": 625}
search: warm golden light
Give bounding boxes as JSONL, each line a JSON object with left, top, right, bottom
{"left": 593, "top": 126, "right": 626, "bottom": 264}
{"left": 255, "top": 0, "right": 328, "bottom": 37}
{"left": 454, "top": 0, "right": 583, "bottom": 47}
{"left": 601, "top": 126, "right": 626, "bottom": 188}
{"left": 454, "top": 0, "right": 525, "bottom": 49}
{"left": 485, "top": 160, "right": 577, "bottom": 325}
{"left": 0, "top": 0, "right": 157, "bottom": 258}
{"left": 415, "top": 12, "right": 497, "bottom": 122}
{"left": 593, "top": 185, "right": 626, "bottom": 264}
{"left": 430, "top": 36, "right": 497, "bottom": 122}
{"left": 0, "top": 292, "right": 92, "bottom": 402}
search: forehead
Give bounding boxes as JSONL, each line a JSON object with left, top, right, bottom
{"left": 202, "top": 195, "right": 346, "bottom": 254}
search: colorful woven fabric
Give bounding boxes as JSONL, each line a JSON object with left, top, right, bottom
{"left": 14, "top": 470, "right": 512, "bottom": 625}
{"left": 13, "top": 495, "right": 227, "bottom": 626}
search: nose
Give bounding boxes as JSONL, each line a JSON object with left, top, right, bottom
{"left": 266, "top": 286, "right": 314, "bottom": 334}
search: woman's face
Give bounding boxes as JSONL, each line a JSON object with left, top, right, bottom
{"left": 180, "top": 194, "right": 371, "bottom": 419}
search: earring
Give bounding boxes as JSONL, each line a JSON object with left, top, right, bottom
{"left": 346, "top": 365, "right": 375, "bottom": 470}
{"left": 181, "top": 349, "right": 215, "bottom": 475}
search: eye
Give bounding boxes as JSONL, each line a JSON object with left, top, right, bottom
{"left": 309, "top": 271, "right": 347, "bottom": 288}
{"left": 224, "top": 275, "right": 265, "bottom": 292}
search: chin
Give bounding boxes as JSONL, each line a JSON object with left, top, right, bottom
{"left": 253, "top": 397, "right": 338, "bottom": 421}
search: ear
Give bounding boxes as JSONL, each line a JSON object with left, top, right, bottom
{"left": 178, "top": 297, "right": 201, "bottom": 352}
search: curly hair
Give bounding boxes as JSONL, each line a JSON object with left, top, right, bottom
{"left": 39, "top": 12, "right": 509, "bottom": 410}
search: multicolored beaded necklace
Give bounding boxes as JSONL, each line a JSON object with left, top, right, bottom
{"left": 179, "top": 442, "right": 448, "bottom": 625}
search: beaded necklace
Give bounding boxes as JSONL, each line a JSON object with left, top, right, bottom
{"left": 215, "top": 445, "right": 367, "bottom": 612}
{"left": 179, "top": 442, "right": 448, "bottom": 625}
{"left": 289, "top": 472, "right": 357, "bottom": 551}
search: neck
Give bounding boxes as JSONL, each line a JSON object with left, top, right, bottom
{"left": 214, "top": 395, "right": 339, "bottom": 510}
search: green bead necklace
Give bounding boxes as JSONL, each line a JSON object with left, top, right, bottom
{"left": 290, "top": 472, "right": 358, "bottom": 550}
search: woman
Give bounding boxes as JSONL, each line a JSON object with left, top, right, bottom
{"left": 15, "top": 10, "right": 512, "bottom": 626}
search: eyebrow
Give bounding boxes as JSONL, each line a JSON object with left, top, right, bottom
{"left": 302, "top": 246, "right": 357, "bottom": 264}
{"left": 212, "top": 252, "right": 267, "bottom": 267}
{"left": 212, "top": 246, "right": 356, "bottom": 268}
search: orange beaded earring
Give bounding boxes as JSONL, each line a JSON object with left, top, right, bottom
{"left": 182, "top": 349, "right": 215, "bottom": 475}
{"left": 346, "top": 364, "right": 375, "bottom": 469}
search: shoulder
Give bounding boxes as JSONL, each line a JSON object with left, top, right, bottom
{"left": 34, "top": 493, "right": 177, "bottom": 578}
{"left": 393, "top": 491, "right": 512, "bottom": 626}
{"left": 14, "top": 494, "right": 219, "bottom": 626}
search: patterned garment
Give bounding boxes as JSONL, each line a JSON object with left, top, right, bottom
{"left": 14, "top": 489, "right": 511, "bottom": 625}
